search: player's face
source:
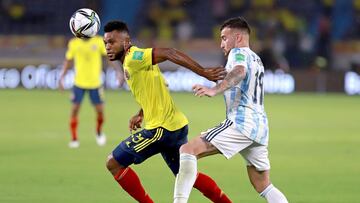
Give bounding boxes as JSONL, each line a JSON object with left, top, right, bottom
{"left": 220, "top": 27, "right": 237, "bottom": 57}
{"left": 103, "top": 31, "right": 127, "bottom": 61}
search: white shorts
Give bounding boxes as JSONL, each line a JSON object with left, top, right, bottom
{"left": 201, "top": 119, "right": 270, "bottom": 171}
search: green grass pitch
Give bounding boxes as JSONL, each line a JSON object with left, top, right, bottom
{"left": 0, "top": 89, "right": 359, "bottom": 203}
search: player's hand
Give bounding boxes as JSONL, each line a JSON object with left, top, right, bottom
{"left": 203, "top": 66, "right": 227, "bottom": 82}
{"left": 129, "top": 114, "right": 143, "bottom": 131}
{"left": 192, "top": 84, "right": 217, "bottom": 97}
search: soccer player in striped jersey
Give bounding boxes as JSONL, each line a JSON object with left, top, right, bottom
{"left": 173, "top": 17, "right": 288, "bottom": 203}
{"left": 59, "top": 36, "right": 122, "bottom": 148}
{"left": 103, "top": 21, "right": 231, "bottom": 203}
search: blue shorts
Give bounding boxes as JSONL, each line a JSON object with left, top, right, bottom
{"left": 112, "top": 125, "right": 188, "bottom": 175}
{"left": 71, "top": 85, "right": 103, "bottom": 105}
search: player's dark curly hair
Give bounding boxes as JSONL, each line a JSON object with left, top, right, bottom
{"left": 220, "top": 17, "right": 251, "bottom": 34}
{"left": 104, "top": 20, "right": 129, "bottom": 33}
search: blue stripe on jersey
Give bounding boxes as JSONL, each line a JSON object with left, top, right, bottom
{"left": 260, "top": 127, "right": 268, "bottom": 144}
{"left": 223, "top": 95, "right": 228, "bottom": 118}
{"left": 259, "top": 115, "right": 268, "bottom": 144}
{"left": 250, "top": 111, "right": 260, "bottom": 140}
{"left": 235, "top": 106, "right": 245, "bottom": 132}
{"left": 230, "top": 87, "right": 236, "bottom": 108}
{"left": 240, "top": 54, "right": 251, "bottom": 106}
{"left": 232, "top": 48, "right": 240, "bottom": 54}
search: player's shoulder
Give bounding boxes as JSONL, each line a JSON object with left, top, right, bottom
{"left": 67, "top": 37, "right": 83, "bottom": 49}
{"left": 93, "top": 35, "right": 103, "bottom": 40}
{"left": 130, "top": 46, "right": 151, "bottom": 53}
{"left": 230, "top": 47, "right": 250, "bottom": 55}
{"left": 229, "top": 47, "right": 251, "bottom": 63}
{"left": 128, "top": 46, "right": 151, "bottom": 60}
{"left": 90, "top": 35, "right": 104, "bottom": 42}
{"left": 68, "top": 37, "right": 80, "bottom": 44}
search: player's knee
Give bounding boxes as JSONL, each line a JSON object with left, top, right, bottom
{"left": 106, "top": 154, "right": 117, "bottom": 172}
{"left": 179, "top": 143, "right": 194, "bottom": 155}
{"left": 71, "top": 105, "right": 80, "bottom": 116}
{"left": 106, "top": 154, "right": 127, "bottom": 176}
{"left": 180, "top": 137, "right": 207, "bottom": 157}
{"left": 95, "top": 105, "right": 104, "bottom": 113}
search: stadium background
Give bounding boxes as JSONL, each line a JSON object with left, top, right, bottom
{"left": 0, "top": 0, "right": 359, "bottom": 203}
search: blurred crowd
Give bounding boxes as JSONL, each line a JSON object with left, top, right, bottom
{"left": 1, "top": 0, "right": 360, "bottom": 71}
{"left": 134, "top": 0, "right": 360, "bottom": 70}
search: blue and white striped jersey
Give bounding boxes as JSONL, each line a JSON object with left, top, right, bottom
{"left": 224, "top": 47, "right": 269, "bottom": 145}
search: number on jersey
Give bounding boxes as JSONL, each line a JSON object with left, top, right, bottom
{"left": 253, "top": 70, "right": 264, "bottom": 105}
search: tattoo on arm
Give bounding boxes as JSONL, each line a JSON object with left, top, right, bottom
{"left": 213, "top": 65, "right": 246, "bottom": 94}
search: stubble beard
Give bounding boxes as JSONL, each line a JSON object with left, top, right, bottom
{"left": 112, "top": 50, "right": 124, "bottom": 61}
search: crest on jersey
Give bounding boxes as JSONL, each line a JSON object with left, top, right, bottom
{"left": 235, "top": 53, "right": 245, "bottom": 62}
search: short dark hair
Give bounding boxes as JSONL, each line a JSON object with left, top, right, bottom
{"left": 220, "top": 17, "right": 251, "bottom": 34}
{"left": 104, "top": 20, "right": 129, "bottom": 33}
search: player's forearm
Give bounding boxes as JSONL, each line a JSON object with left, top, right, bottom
{"left": 60, "top": 60, "right": 72, "bottom": 78}
{"left": 212, "top": 66, "right": 245, "bottom": 94}
{"left": 212, "top": 80, "right": 231, "bottom": 95}
{"left": 166, "top": 49, "right": 205, "bottom": 76}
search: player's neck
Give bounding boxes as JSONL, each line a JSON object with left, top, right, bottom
{"left": 120, "top": 45, "right": 133, "bottom": 64}
{"left": 236, "top": 41, "right": 249, "bottom": 48}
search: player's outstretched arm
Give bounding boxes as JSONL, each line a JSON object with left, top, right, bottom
{"left": 152, "top": 48, "right": 226, "bottom": 81}
{"left": 58, "top": 59, "right": 73, "bottom": 90}
{"left": 193, "top": 65, "right": 246, "bottom": 97}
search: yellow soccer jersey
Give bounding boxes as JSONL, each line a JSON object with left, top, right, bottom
{"left": 123, "top": 46, "right": 188, "bottom": 131}
{"left": 65, "top": 36, "right": 106, "bottom": 88}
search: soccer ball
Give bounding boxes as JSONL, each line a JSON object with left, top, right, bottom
{"left": 69, "top": 8, "right": 100, "bottom": 38}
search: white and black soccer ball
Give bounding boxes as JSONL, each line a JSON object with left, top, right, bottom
{"left": 69, "top": 8, "right": 100, "bottom": 38}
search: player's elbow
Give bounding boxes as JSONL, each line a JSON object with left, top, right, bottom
{"left": 106, "top": 154, "right": 119, "bottom": 174}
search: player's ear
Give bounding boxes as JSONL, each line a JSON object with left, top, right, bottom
{"left": 236, "top": 32, "right": 243, "bottom": 43}
{"left": 124, "top": 36, "right": 131, "bottom": 46}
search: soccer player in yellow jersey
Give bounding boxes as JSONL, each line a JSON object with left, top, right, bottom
{"left": 59, "top": 35, "right": 121, "bottom": 148}
{"left": 103, "top": 21, "right": 232, "bottom": 203}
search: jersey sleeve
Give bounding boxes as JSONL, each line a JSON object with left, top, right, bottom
{"left": 229, "top": 48, "right": 248, "bottom": 71}
{"left": 65, "top": 39, "right": 75, "bottom": 60}
{"left": 126, "top": 48, "right": 152, "bottom": 72}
